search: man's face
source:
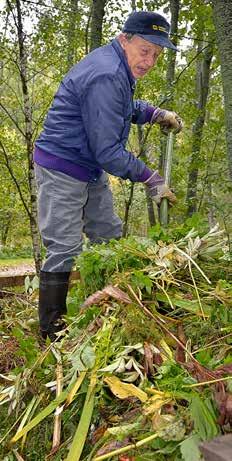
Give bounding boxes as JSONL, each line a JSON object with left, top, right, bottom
{"left": 120, "top": 35, "right": 163, "bottom": 79}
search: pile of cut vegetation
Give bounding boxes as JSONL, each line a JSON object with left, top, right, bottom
{"left": 1, "top": 224, "right": 232, "bottom": 461}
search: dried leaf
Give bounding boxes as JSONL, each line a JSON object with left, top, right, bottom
{"left": 143, "top": 392, "right": 172, "bottom": 416}
{"left": 83, "top": 285, "right": 132, "bottom": 308}
{"left": 96, "top": 439, "right": 130, "bottom": 457}
{"left": 152, "top": 413, "right": 175, "bottom": 431}
{"left": 104, "top": 376, "right": 148, "bottom": 402}
{"left": 143, "top": 342, "right": 154, "bottom": 375}
{"left": 90, "top": 425, "right": 108, "bottom": 445}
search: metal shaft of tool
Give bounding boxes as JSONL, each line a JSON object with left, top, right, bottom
{"left": 160, "top": 131, "right": 174, "bottom": 227}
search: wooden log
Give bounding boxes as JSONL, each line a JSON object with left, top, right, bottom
{"left": 0, "top": 271, "right": 80, "bottom": 288}
{"left": 200, "top": 434, "right": 232, "bottom": 461}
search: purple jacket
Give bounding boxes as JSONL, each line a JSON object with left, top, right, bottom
{"left": 34, "top": 39, "right": 155, "bottom": 183}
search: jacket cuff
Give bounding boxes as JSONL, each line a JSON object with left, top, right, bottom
{"left": 137, "top": 166, "right": 153, "bottom": 182}
{"left": 144, "top": 105, "right": 157, "bottom": 123}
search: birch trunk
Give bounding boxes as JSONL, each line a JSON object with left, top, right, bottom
{"left": 186, "top": 42, "right": 213, "bottom": 216}
{"left": 212, "top": 0, "right": 232, "bottom": 181}
{"left": 15, "top": 0, "right": 42, "bottom": 274}
{"left": 159, "top": 0, "right": 180, "bottom": 172}
{"left": 66, "top": 0, "right": 79, "bottom": 70}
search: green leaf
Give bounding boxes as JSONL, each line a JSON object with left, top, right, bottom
{"left": 180, "top": 435, "right": 201, "bottom": 461}
{"left": 66, "top": 373, "right": 96, "bottom": 461}
{"left": 190, "top": 395, "right": 219, "bottom": 440}
{"left": 81, "top": 345, "right": 96, "bottom": 369}
{"left": 24, "top": 275, "right": 30, "bottom": 294}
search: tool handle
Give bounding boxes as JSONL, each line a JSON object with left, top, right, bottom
{"left": 160, "top": 132, "right": 174, "bottom": 227}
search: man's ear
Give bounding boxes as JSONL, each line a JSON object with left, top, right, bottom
{"left": 118, "top": 33, "right": 127, "bottom": 49}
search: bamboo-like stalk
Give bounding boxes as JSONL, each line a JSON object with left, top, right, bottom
{"left": 174, "top": 246, "right": 211, "bottom": 284}
{"left": 66, "top": 372, "right": 97, "bottom": 461}
{"left": 93, "top": 432, "right": 159, "bottom": 461}
{"left": 11, "top": 373, "right": 86, "bottom": 443}
{"left": 188, "top": 260, "right": 206, "bottom": 320}
{"left": 12, "top": 449, "right": 25, "bottom": 461}
{"left": 183, "top": 376, "right": 232, "bottom": 388}
{"left": 52, "top": 348, "right": 63, "bottom": 451}
{"left": 126, "top": 283, "right": 201, "bottom": 365}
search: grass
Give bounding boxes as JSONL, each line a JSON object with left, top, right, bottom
{"left": 0, "top": 257, "right": 34, "bottom": 268}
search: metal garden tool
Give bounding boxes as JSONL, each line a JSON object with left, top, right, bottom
{"left": 159, "top": 131, "right": 174, "bottom": 227}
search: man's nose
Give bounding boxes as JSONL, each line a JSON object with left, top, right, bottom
{"left": 144, "top": 55, "right": 156, "bottom": 67}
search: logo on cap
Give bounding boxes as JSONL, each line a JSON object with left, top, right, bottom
{"left": 152, "top": 25, "right": 167, "bottom": 33}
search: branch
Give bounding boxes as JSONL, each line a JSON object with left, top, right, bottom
{"left": 0, "top": 140, "right": 31, "bottom": 218}
{"left": 1, "top": 78, "right": 25, "bottom": 112}
{"left": 0, "top": 102, "right": 26, "bottom": 138}
{"left": 173, "top": 44, "right": 210, "bottom": 87}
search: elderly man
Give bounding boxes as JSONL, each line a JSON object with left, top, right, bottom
{"left": 34, "top": 10, "right": 182, "bottom": 340}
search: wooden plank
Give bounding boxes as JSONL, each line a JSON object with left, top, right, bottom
{"left": 200, "top": 434, "right": 232, "bottom": 461}
{"left": 0, "top": 271, "right": 80, "bottom": 288}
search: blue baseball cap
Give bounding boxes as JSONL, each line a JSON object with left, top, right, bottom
{"left": 122, "top": 11, "right": 177, "bottom": 51}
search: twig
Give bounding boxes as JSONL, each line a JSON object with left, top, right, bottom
{"left": 193, "top": 333, "right": 232, "bottom": 354}
{"left": 126, "top": 284, "right": 197, "bottom": 362}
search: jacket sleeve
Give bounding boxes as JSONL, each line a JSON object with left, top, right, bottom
{"left": 132, "top": 100, "right": 155, "bottom": 124}
{"left": 80, "top": 75, "right": 147, "bottom": 182}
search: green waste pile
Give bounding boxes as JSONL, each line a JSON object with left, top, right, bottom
{"left": 1, "top": 224, "right": 232, "bottom": 461}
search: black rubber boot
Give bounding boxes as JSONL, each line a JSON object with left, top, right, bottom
{"left": 39, "top": 271, "right": 70, "bottom": 341}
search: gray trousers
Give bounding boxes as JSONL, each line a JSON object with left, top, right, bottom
{"left": 35, "top": 165, "right": 122, "bottom": 272}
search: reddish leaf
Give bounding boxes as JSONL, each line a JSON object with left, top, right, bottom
{"left": 96, "top": 439, "right": 130, "bottom": 456}
{"left": 153, "top": 352, "right": 163, "bottom": 366}
{"left": 214, "top": 363, "right": 232, "bottom": 377}
{"left": 83, "top": 285, "right": 132, "bottom": 308}
{"left": 214, "top": 383, "right": 232, "bottom": 426}
{"left": 143, "top": 342, "right": 154, "bottom": 375}
{"left": 119, "top": 457, "right": 135, "bottom": 461}
{"left": 90, "top": 424, "right": 107, "bottom": 445}
{"left": 175, "top": 324, "right": 186, "bottom": 363}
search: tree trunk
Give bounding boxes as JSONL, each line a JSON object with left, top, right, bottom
{"left": 186, "top": 42, "right": 213, "bottom": 216}
{"left": 15, "top": 0, "right": 42, "bottom": 273}
{"left": 212, "top": 0, "right": 232, "bottom": 180}
{"left": 66, "top": 0, "right": 79, "bottom": 70}
{"left": 1, "top": 212, "right": 12, "bottom": 247}
{"left": 159, "top": 0, "right": 180, "bottom": 172}
{"left": 131, "top": 0, "right": 136, "bottom": 11}
{"left": 89, "top": 0, "right": 107, "bottom": 52}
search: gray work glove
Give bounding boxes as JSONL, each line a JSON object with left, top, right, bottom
{"left": 144, "top": 171, "right": 177, "bottom": 205}
{"left": 151, "top": 108, "right": 183, "bottom": 134}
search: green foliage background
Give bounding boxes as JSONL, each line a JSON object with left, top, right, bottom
{"left": 0, "top": 0, "right": 231, "bottom": 254}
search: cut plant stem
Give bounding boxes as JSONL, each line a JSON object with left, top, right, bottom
{"left": 193, "top": 332, "right": 232, "bottom": 354}
{"left": 52, "top": 348, "right": 63, "bottom": 451}
{"left": 66, "top": 372, "right": 97, "bottom": 461}
{"left": 188, "top": 260, "right": 206, "bottom": 320}
{"left": 12, "top": 450, "right": 25, "bottom": 461}
{"left": 183, "top": 376, "right": 232, "bottom": 388}
{"left": 127, "top": 283, "right": 197, "bottom": 363}
{"left": 93, "top": 432, "right": 159, "bottom": 461}
{"left": 174, "top": 246, "right": 211, "bottom": 284}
